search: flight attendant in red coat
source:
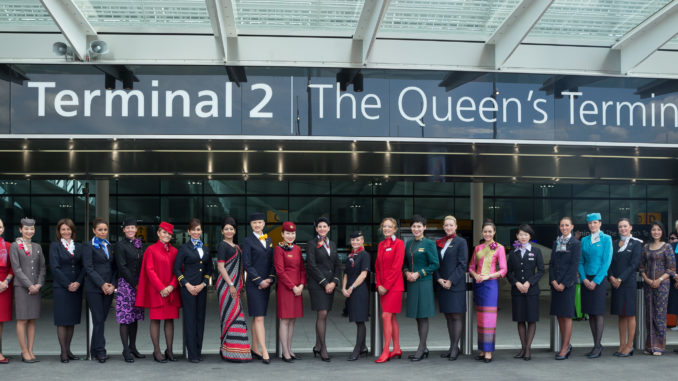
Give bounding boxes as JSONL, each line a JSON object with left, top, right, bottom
{"left": 0, "top": 218, "right": 13, "bottom": 364}
{"left": 135, "top": 222, "right": 181, "bottom": 363}
{"left": 274, "top": 221, "right": 306, "bottom": 363}
{"left": 375, "top": 217, "right": 405, "bottom": 363}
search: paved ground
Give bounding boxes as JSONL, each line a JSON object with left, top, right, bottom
{"left": 0, "top": 347, "right": 676, "bottom": 381}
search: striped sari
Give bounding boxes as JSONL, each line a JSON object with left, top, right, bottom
{"left": 218, "top": 244, "right": 252, "bottom": 362}
{"left": 475, "top": 279, "right": 499, "bottom": 352}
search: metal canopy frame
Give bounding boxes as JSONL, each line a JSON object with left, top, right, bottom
{"left": 4, "top": 0, "right": 674, "bottom": 78}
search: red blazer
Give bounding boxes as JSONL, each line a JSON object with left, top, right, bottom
{"left": 274, "top": 245, "right": 306, "bottom": 290}
{"left": 135, "top": 241, "right": 181, "bottom": 309}
{"left": 375, "top": 237, "right": 405, "bottom": 292}
{"left": 0, "top": 240, "right": 13, "bottom": 278}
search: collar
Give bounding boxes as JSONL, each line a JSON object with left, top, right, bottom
{"left": 591, "top": 231, "right": 601, "bottom": 239}
{"left": 350, "top": 247, "right": 364, "bottom": 255}
{"left": 391, "top": 235, "right": 396, "bottom": 241}
{"left": 620, "top": 235, "right": 630, "bottom": 242}
{"left": 279, "top": 241, "right": 295, "bottom": 251}
{"left": 92, "top": 237, "right": 110, "bottom": 248}
{"left": 436, "top": 234, "right": 456, "bottom": 248}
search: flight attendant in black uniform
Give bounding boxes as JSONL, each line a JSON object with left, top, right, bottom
{"left": 82, "top": 218, "right": 116, "bottom": 363}
{"left": 305, "top": 216, "right": 341, "bottom": 362}
{"left": 242, "top": 212, "right": 275, "bottom": 364}
{"left": 506, "top": 224, "right": 544, "bottom": 361}
{"left": 174, "top": 218, "right": 212, "bottom": 363}
{"left": 342, "top": 231, "right": 370, "bottom": 361}
{"left": 608, "top": 218, "right": 641, "bottom": 357}
{"left": 550, "top": 216, "right": 581, "bottom": 360}
{"left": 434, "top": 215, "right": 468, "bottom": 361}
{"left": 49, "top": 218, "right": 84, "bottom": 363}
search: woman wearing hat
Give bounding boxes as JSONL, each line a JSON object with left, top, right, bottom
{"left": 579, "top": 212, "right": 612, "bottom": 358}
{"left": 274, "top": 221, "right": 306, "bottom": 362}
{"left": 9, "top": 217, "right": 45, "bottom": 363}
{"left": 135, "top": 221, "right": 181, "bottom": 363}
{"left": 342, "top": 231, "right": 370, "bottom": 361}
{"left": 640, "top": 221, "right": 676, "bottom": 355}
{"left": 403, "top": 215, "right": 439, "bottom": 362}
{"left": 114, "top": 217, "right": 146, "bottom": 362}
{"left": 434, "top": 215, "right": 468, "bottom": 361}
{"left": 375, "top": 217, "right": 405, "bottom": 363}
{"left": 242, "top": 212, "right": 275, "bottom": 364}
{"left": 216, "top": 217, "right": 252, "bottom": 362}
{"left": 82, "top": 218, "right": 116, "bottom": 363}
{"left": 305, "top": 216, "right": 340, "bottom": 362}
{"left": 49, "top": 218, "right": 84, "bottom": 363}
{"left": 0, "top": 218, "right": 12, "bottom": 364}
{"left": 174, "top": 218, "right": 212, "bottom": 363}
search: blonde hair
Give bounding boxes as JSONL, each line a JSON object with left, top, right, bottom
{"left": 380, "top": 217, "right": 398, "bottom": 233}
{"left": 443, "top": 215, "right": 457, "bottom": 224}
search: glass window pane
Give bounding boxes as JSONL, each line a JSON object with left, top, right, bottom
{"left": 493, "top": 198, "right": 533, "bottom": 225}
{"left": 160, "top": 196, "right": 203, "bottom": 224}
{"left": 483, "top": 183, "right": 494, "bottom": 196}
{"left": 331, "top": 197, "right": 372, "bottom": 224}
{"left": 74, "top": 180, "right": 96, "bottom": 196}
{"left": 290, "top": 196, "right": 330, "bottom": 223}
{"left": 495, "top": 183, "right": 533, "bottom": 197}
{"left": 374, "top": 197, "right": 413, "bottom": 223}
{"left": 610, "top": 200, "right": 646, "bottom": 225}
{"left": 161, "top": 179, "right": 204, "bottom": 194}
{"left": 572, "top": 184, "right": 609, "bottom": 198}
{"left": 246, "top": 180, "right": 288, "bottom": 194}
{"left": 413, "top": 197, "right": 453, "bottom": 220}
{"left": 0, "top": 195, "right": 29, "bottom": 235}
{"left": 647, "top": 185, "right": 670, "bottom": 199}
{"left": 454, "top": 197, "right": 471, "bottom": 220}
{"left": 290, "top": 180, "right": 330, "bottom": 195}
{"left": 484, "top": 198, "right": 494, "bottom": 222}
{"left": 414, "top": 182, "right": 454, "bottom": 196}
{"left": 31, "top": 195, "right": 74, "bottom": 223}
{"left": 373, "top": 181, "right": 413, "bottom": 196}
{"left": 204, "top": 196, "right": 246, "bottom": 224}
{"left": 246, "top": 196, "right": 288, "bottom": 224}
{"left": 534, "top": 199, "right": 572, "bottom": 224}
{"left": 117, "top": 196, "right": 160, "bottom": 224}
{"left": 31, "top": 180, "right": 74, "bottom": 194}
{"left": 573, "top": 199, "right": 610, "bottom": 224}
{"left": 647, "top": 200, "right": 669, "bottom": 227}
{"left": 114, "top": 178, "right": 160, "bottom": 194}
{"left": 331, "top": 181, "right": 373, "bottom": 195}
{"left": 534, "top": 184, "right": 571, "bottom": 198}
{"left": 206, "top": 180, "right": 245, "bottom": 195}
{"left": 0, "top": 180, "right": 29, "bottom": 194}
{"left": 454, "top": 183, "right": 470, "bottom": 196}
{"left": 611, "top": 184, "right": 646, "bottom": 198}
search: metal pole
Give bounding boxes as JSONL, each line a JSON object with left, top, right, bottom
{"left": 275, "top": 288, "right": 280, "bottom": 358}
{"left": 83, "top": 183, "right": 91, "bottom": 360}
{"left": 373, "top": 284, "right": 382, "bottom": 357}
{"left": 462, "top": 273, "right": 474, "bottom": 355}
{"left": 550, "top": 315, "right": 562, "bottom": 353}
{"left": 635, "top": 276, "right": 645, "bottom": 350}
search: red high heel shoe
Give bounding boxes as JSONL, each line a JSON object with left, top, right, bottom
{"left": 375, "top": 351, "right": 391, "bottom": 363}
{"left": 389, "top": 349, "right": 402, "bottom": 360}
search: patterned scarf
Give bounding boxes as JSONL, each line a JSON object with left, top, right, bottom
{"left": 436, "top": 234, "right": 456, "bottom": 248}
{"left": 0, "top": 238, "right": 6, "bottom": 266}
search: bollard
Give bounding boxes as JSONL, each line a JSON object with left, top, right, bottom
{"left": 635, "top": 276, "right": 645, "bottom": 350}
{"left": 462, "top": 273, "right": 474, "bottom": 355}
{"left": 550, "top": 315, "right": 561, "bottom": 353}
{"left": 373, "top": 287, "right": 382, "bottom": 357}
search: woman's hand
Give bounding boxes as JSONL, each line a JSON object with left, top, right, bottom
{"left": 0, "top": 280, "right": 7, "bottom": 292}
{"left": 68, "top": 282, "right": 80, "bottom": 292}
{"left": 229, "top": 285, "right": 238, "bottom": 299}
{"left": 258, "top": 278, "right": 272, "bottom": 290}
{"left": 325, "top": 283, "right": 335, "bottom": 294}
{"left": 377, "top": 285, "right": 387, "bottom": 296}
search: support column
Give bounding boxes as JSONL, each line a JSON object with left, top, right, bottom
{"left": 470, "top": 182, "right": 483, "bottom": 245}
{"left": 669, "top": 185, "right": 678, "bottom": 233}
{"left": 95, "top": 180, "right": 109, "bottom": 221}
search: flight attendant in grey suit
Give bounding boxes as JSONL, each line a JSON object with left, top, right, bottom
{"left": 242, "top": 212, "right": 275, "bottom": 364}
{"left": 305, "top": 216, "right": 341, "bottom": 362}
{"left": 82, "top": 218, "right": 116, "bottom": 363}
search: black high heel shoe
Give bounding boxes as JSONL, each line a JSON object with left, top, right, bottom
{"left": 291, "top": 354, "right": 302, "bottom": 360}
{"left": 409, "top": 349, "right": 429, "bottom": 362}
{"left": 67, "top": 353, "right": 80, "bottom": 361}
{"left": 165, "top": 349, "right": 177, "bottom": 362}
{"left": 129, "top": 348, "right": 145, "bottom": 359}
{"left": 281, "top": 355, "right": 294, "bottom": 363}
{"left": 513, "top": 349, "right": 525, "bottom": 359}
{"left": 587, "top": 347, "right": 602, "bottom": 359}
{"left": 555, "top": 345, "right": 572, "bottom": 360}
{"left": 123, "top": 350, "right": 135, "bottom": 363}
{"left": 312, "top": 347, "right": 320, "bottom": 358}
{"left": 251, "top": 351, "right": 263, "bottom": 360}
{"left": 60, "top": 354, "right": 69, "bottom": 363}
{"left": 440, "top": 350, "right": 451, "bottom": 358}
{"left": 153, "top": 351, "right": 168, "bottom": 363}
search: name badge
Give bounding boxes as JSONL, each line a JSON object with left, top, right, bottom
{"left": 528, "top": 253, "right": 534, "bottom": 257}
{"left": 418, "top": 248, "right": 425, "bottom": 252}
{"left": 385, "top": 248, "right": 392, "bottom": 252}
{"left": 287, "top": 254, "right": 293, "bottom": 258}
{"left": 269, "top": 243, "right": 273, "bottom": 248}
{"left": 528, "top": 258, "right": 535, "bottom": 261}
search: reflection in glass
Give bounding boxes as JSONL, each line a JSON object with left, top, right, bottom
{"left": 373, "top": 197, "right": 413, "bottom": 224}
{"left": 573, "top": 199, "right": 610, "bottom": 224}
{"left": 331, "top": 197, "right": 372, "bottom": 224}
{"left": 289, "top": 196, "right": 330, "bottom": 223}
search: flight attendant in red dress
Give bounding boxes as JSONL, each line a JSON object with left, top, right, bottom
{"left": 135, "top": 222, "right": 181, "bottom": 363}
{"left": 375, "top": 217, "right": 405, "bottom": 363}
{"left": 274, "top": 221, "right": 306, "bottom": 363}
{"left": 0, "top": 218, "right": 13, "bottom": 364}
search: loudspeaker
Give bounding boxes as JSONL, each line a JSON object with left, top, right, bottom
{"left": 89, "top": 40, "right": 109, "bottom": 56}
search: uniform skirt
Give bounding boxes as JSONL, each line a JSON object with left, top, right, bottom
{"left": 245, "top": 282, "right": 270, "bottom": 317}
{"left": 610, "top": 283, "right": 636, "bottom": 316}
{"left": 149, "top": 303, "right": 179, "bottom": 320}
{"left": 550, "top": 285, "right": 575, "bottom": 318}
{"left": 116, "top": 278, "right": 145, "bottom": 324}
{"left": 347, "top": 283, "right": 369, "bottom": 322}
{"left": 14, "top": 286, "right": 41, "bottom": 320}
{"left": 308, "top": 281, "right": 335, "bottom": 311}
{"left": 437, "top": 288, "right": 466, "bottom": 314}
{"left": 53, "top": 287, "right": 83, "bottom": 325}
{"left": 581, "top": 275, "right": 607, "bottom": 315}
{"left": 380, "top": 290, "right": 403, "bottom": 314}
{"left": 511, "top": 293, "right": 539, "bottom": 322}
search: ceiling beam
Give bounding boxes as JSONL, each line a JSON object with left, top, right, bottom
{"left": 353, "top": 0, "right": 390, "bottom": 65}
{"left": 486, "top": 0, "right": 554, "bottom": 69}
{"left": 612, "top": 0, "right": 678, "bottom": 74}
{"left": 39, "top": 0, "right": 97, "bottom": 61}
{"left": 205, "top": 0, "right": 238, "bottom": 62}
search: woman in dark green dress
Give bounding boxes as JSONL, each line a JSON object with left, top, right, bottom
{"left": 403, "top": 215, "right": 439, "bottom": 361}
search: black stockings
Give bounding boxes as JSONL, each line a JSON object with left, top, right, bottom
{"left": 589, "top": 314, "right": 604, "bottom": 349}
{"left": 315, "top": 310, "right": 328, "bottom": 357}
{"left": 517, "top": 322, "right": 536, "bottom": 356}
{"left": 351, "top": 322, "right": 367, "bottom": 357}
{"left": 57, "top": 325, "right": 75, "bottom": 357}
{"left": 120, "top": 322, "right": 140, "bottom": 354}
{"left": 445, "top": 313, "right": 462, "bottom": 357}
{"left": 150, "top": 320, "right": 174, "bottom": 356}
{"left": 415, "top": 318, "right": 429, "bottom": 357}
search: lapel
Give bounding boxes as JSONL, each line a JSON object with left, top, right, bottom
{"left": 440, "top": 238, "right": 454, "bottom": 265}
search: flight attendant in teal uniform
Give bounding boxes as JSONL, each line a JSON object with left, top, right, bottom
{"left": 579, "top": 212, "right": 612, "bottom": 359}
{"left": 403, "top": 215, "right": 439, "bottom": 362}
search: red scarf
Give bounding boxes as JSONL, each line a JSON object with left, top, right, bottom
{"left": 316, "top": 236, "right": 330, "bottom": 250}
{"left": 0, "top": 238, "right": 6, "bottom": 266}
{"left": 436, "top": 234, "right": 456, "bottom": 248}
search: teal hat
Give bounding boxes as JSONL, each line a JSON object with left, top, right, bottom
{"left": 586, "top": 213, "right": 602, "bottom": 222}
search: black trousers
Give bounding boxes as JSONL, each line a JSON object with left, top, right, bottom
{"left": 181, "top": 287, "right": 207, "bottom": 360}
{"left": 86, "top": 291, "right": 114, "bottom": 358}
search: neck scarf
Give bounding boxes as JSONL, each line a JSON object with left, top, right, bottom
{"left": 61, "top": 238, "right": 75, "bottom": 255}
{"left": 0, "top": 238, "right": 6, "bottom": 266}
{"left": 436, "top": 234, "right": 456, "bottom": 248}
{"left": 279, "top": 242, "right": 294, "bottom": 251}
{"left": 349, "top": 248, "right": 363, "bottom": 267}
{"left": 191, "top": 238, "right": 203, "bottom": 249}
{"left": 131, "top": 238, "right": 143, "bottom": 249}
{"left": 316, "top": 235, "right": 330, "bottom": 255}
{"left": 92, "top": 237, "right": 110, "bottom": 258}
{"left": 556, "top": 234, "right": 571, "bottom": 251}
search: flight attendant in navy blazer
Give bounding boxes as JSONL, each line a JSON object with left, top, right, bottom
{"left": 174, "top": 218, "right": 212, "bottom": 363}
{"left": 434, "top": 215, "right": 467, "bottom": 361}
{"left": 49, "top": 218, "right": 84, "bottom": 363}
{"left": 242, "top": 212, "right": 275, "bottom": 364}
{"left": 82, "top": 218, "right": 116, "bottom": 363}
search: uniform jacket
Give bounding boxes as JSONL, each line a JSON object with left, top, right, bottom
{"left": 506, "top": 245, "right": 544, "bottom": 296}
{"left": 608, "top": 237, "right": 642, "bottom": 287}
{"left": 433, "top": 236, "right": 468, "bottom": 292}
{"left": 49, "top": 241, "right": 85, "bottom": 289}
{"left": 174, "top": 241, "right": 212, "bottom": 287}
{"left": 135, "top": 241, "right": 180, "bottom": 309}
{"left": 114, "top": 239, "right": 144, "bottom": 287}
{"left": 305, "top": 238, "right": 341, "bottom": 287}
{"left": 549, "top": 237, "right": 581, "bottom": 288}
{"left": 242, "top": 233, "right": 276, "bottom": 287}
{"left": 82, "top": 240, "right": 117, "bottom": 294}
{"left": 9, "top": 241, "right": 45, "bottom": 288}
